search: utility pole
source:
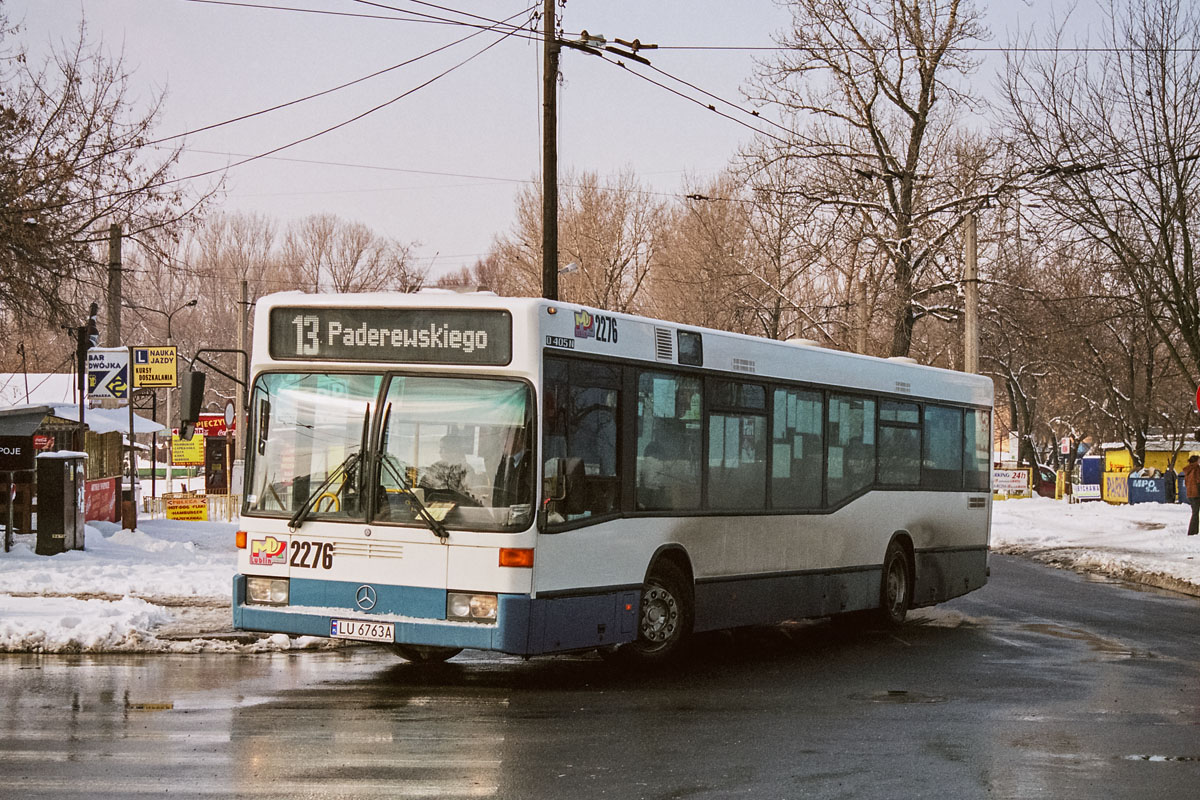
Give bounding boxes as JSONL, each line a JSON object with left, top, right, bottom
{"left": 234, "top": 279, "right": 248, "bottom": 492}
{"left": 855, "top": 282, "right": 868, "bottom": 354}
{"left": 541, "top": 0, "right": 560, "bottom": 301}
{"left": 963, "top": 212, "right": 979, "bottom": 374}
{"left": 106, "top": 224, "right": 122, "bottom": 347}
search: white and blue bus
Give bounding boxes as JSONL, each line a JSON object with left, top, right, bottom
{"left": 233, "top": 291, "right": 993, "bottom": 663}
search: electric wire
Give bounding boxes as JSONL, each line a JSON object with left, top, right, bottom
{"left": 25, "top": 8, "right": 537, "bottom": 216}
{"left": 180, "top": 0, "right": 538, "bottom": 36}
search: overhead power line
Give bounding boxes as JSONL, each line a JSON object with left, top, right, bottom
{"left": 27, "top": 7, "right": 537, "bottom": 215}
{"left": 179, "top": 0, "right": 538, "bottom": 36}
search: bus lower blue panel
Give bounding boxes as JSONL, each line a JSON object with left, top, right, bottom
{"left": 912, "top": 548, "right": 988, "bottom": 607}
{"left": 526, "top": 591, "right": 639, "bottom": 653}
{"left": 289, "top": 576, "right": 446, "bottom": 619}
{"left": 233, "top": 576, "right": 634, "bottom": 655}
{"left": 693, "top": 569, "right": 880, "bottom": 632}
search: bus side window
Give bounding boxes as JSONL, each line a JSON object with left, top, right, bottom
{"left": 964, "top": 409, "right": 991, "bottom": 490}
{"left": 542, "top": 358, "right": 621, "bottom": 524}
{"left": 827, "top": 394, "right": 875, "bottom": 505}
{"left": 924, "top": 405, "right": 964, "bottom": 489}
{"left": 636, "top": 371, "right": 702, "bottom": 511}
{"left": 771, "top": 388, "right": 823, "bottom": 508}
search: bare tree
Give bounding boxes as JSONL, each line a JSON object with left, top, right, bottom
{"left": 0, "top": 9, "right": 199, "bottom": 326}
{"left": 748, "top": 0, "right": 995, "bottom": 357}
{"left": 281, "top": 213, "right": 424, "bottom": 293}
{"left": 488, "top": 169, "right": 665, "bottom": 311}
{"left": 1006, "top": 0, "right": 1200, "bottom": 387}
{"left": 649, "top": 172, "right": 754, "bottom": 332}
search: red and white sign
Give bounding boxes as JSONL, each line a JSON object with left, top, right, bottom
{"left": 32, "top": 434, "right": 55, "bottom": 452}
{"left": 993, "top": 469, "right": 1031, "bottom": 494}
{"left": 195, "top": 413, "right": 236, "bottom": 438}
{"left": 84, "top": 477, "right": 120, "bottom": 523}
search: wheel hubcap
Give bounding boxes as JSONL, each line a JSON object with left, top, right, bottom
{"left": 887, "top": 560, "right": 907, "bottom": 615}
{"left": 641, "top": 586, "right": 679, "bottom": 644}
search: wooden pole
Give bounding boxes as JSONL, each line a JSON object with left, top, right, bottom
{"left": 541, "top": 0, "right": 560, "bottom": 301}
{"left": 964, "top": 212, "right": 979, "bottom": 374}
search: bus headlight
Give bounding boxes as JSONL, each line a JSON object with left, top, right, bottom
{"left": 246, "top": 577, "right": 289, "bottom": 606}
{"left": 447, "top": 592, "right": 498, "bottom": 623}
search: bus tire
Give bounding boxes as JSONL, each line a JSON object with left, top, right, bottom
{"left": 390, "top": 644, "right": 463, "bottom": 663}
{"left": 877, "top": 540, "right": 912, "bottom": 627}
{"left": 621, "top": 560, "right": 693, "bottom": 665}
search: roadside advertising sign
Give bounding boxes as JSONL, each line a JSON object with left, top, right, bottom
{"left": 171, "top": 434, "right": 205, "bottom": 466}
{"left": 131, "top": 345, "right": 178, "bottom": 388}
{"left": 992, "top": 468, "right": 1031, "bottom": 495}
{"left": 165, "top": 495, "right": 207, "bottom": 521}
{"left": 196, "top": 413, "right": 234, "bottom": 438}
{"left": 0, "top": 436, "right": 34, "bottom": 472}
{"left": 87, "top": 347, "right": 130, "bottom": 400}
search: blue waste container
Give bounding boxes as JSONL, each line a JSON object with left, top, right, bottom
{"left": 1128, "top": 477, "right": 1167, "bottom": 504}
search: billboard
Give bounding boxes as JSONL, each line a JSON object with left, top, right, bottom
{"left": 87, "top": 347, "right": 130, "bottom": 400}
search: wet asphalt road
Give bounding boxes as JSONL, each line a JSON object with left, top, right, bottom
{"left": 2, "top": 555, "right": 1200, "bottom": 799}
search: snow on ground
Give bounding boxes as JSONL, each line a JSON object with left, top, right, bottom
{"left": 0, "top": 519, "right": 329, "bottom": 654}
{"left": 1, "top": 498, "right": 1198, "bottom": 653}
{"left": 990, "top": 496, "right": 1200, "bottom": 595}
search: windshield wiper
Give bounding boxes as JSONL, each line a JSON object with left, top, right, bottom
{"left": 378, "top": 455, "right": 450, "bottom": 541}
{"left": 288, "top": 451, "right": 362, "bottom": 530}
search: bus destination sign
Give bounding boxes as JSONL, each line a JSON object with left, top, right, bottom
{"left": 268, "top": 307, "right": 512, "bottom": 365}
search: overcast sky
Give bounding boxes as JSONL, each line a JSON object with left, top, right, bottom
{"left": 14, "top": 1, "right": 1094, "bottom": 279}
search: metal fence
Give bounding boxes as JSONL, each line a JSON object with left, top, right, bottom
{"left": 143, "top": 493, "right": 241, "bottom": 522}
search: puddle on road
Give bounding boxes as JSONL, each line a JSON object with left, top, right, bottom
{"left": 1020, "top": 623, "right": 1156, "bottom": 661}
{"left": 850, "top": 689, "right": 948, "bottom": 705}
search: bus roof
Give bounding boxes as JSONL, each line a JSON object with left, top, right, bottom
{"left": 254, "top": 290, "right": 993, "bottom": 407}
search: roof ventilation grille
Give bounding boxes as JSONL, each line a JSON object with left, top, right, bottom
{"left": 654, "top": 328, "right": 674, "bottom": 362}
{"left": 732, "top": 358, "right": 756, "bottom": 374}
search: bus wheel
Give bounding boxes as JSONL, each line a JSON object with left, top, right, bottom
{"left": 390, "top": 644, "right": 462, "bottom": 663}
{"left": 878, "top": 541, "right": 912, "bottom": 627}
{"left": 624, "top": 561, "right": 693, "bottom": 664}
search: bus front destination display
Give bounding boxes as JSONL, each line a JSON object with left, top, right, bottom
{"left": 268, "top": 307, "right": 512, "bottom": 365}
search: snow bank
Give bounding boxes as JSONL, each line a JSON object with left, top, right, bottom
{"left": 991, "top": 496, "right": 1200, "bottom": 595}
{"left": 0, "top": 518, "right": 331, "bottom": 653}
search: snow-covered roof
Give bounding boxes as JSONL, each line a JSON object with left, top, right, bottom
{"left": 1101, "top": 438, "right": 1200, "bottom": 452}
{"left": 0, "top": 373, "right": 77, "bottom": 406}
{"left": 0, "top": 402, "right": 165, "bottom": 436}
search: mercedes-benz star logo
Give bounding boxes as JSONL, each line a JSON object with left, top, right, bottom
{"left": 355, "top": 585, "right": 377, "bottom": 611}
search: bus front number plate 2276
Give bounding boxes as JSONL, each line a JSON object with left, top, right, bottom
{"left": 330, "top": 619, "right": 395, "bottom": 643}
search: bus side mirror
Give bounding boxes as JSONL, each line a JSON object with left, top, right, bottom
{"left": 543, "top": 457, "right": 586, "bottom": 515}
{"left": 544, "top": 458, "right": 567, "bottom": 502}
{"left": 179, "top": 369, "right": 206, "bottom": 436}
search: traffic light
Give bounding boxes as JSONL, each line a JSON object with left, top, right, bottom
{"left": 76, "top": 302, "right": 100, "bottom": 357}
{"left": 178, "top": 370, "right": 206, "bottom": 439}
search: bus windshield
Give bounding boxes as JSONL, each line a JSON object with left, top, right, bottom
{"left": 375, "top": 376, "right": 534, "bottom": 532}
{"left": 245, "top": 372, "right": 381, "bottom": 520}
{"left": 245, "top": 372, "right": 534, "bottom": 532}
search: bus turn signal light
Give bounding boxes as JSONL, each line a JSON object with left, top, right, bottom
{"left": 499, "top": 548, "right": 534, "bottom": 568}
{"left": 236, "top": 530, "right": 247, "bottom": 549}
